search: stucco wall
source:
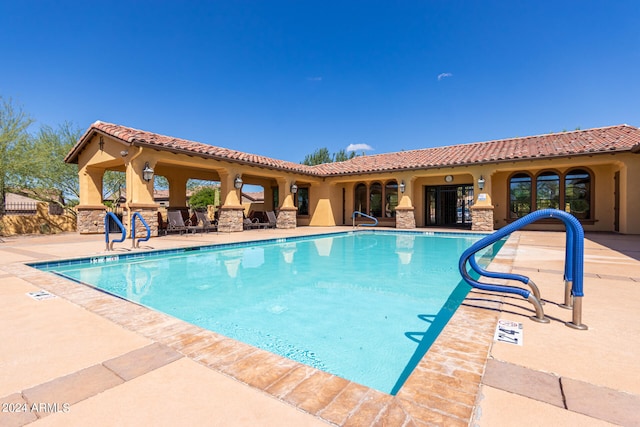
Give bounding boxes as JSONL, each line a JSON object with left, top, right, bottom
{"left": 0, "top": 203, "right": 76, "bottom": 235}
{"left": 491, "top": 159, "right": 622, "bottom": 232}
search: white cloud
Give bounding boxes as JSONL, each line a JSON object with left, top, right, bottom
{"left": 437, "top": 72, "right": 453, "bottom": 81}
{"left": 346, "top": 143, "right": 373, "bottom": 152}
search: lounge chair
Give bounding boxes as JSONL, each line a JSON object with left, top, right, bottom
{"left": 266, "top": 211, "right": 277, "bottom": 229}
{"left": 167, "top": 211, "right": 197, "bottom": 234}
{"left": 195, "top": 211, "right": 217, "bottom": 233}
{"left": 243, "top": 217, "right": 265, "bottom": 230}
{"left": 157, "top": 211, "right": 168, "bottom": 235}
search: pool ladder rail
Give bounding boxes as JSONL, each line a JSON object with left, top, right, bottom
{"left": 104, "top": 212, "right": 151, "bottom": 251}
{"left": 352, "top": 211, "right": 378, "bottom": 228}
{"left": 458, "top": 209, "right": 587, "bottom": 330}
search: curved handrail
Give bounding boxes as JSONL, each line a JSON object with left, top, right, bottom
{"left": 459, "top": 209, "right": 586, "bottom": 329}
{"left": 105, "top": 212, "right": 126, "bottom": 251}
{"left": 131, "top": 212, "right": 151, "bottom": 248}
{"left": 352, "top": 211, "right": 378, "bottom": 227}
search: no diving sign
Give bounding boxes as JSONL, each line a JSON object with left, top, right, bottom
{"left": 494, "top": 319, "right": 523, "bottom": 346}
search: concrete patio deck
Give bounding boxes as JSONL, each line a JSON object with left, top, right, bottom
{"left": 0, "top": 228, "right": 639, "bottom": 426}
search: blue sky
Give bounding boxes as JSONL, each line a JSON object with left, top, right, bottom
{"left": 2, "top": 1, "right": 639, "bottom": 163}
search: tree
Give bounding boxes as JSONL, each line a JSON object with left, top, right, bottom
{"left": 302, "top": 147, "right": 333, "bottom": 165}
{"left": 334, "top": 149, "right": 356, "bottom": 162}
{"left": 189, "top": 186, "right": 219, "bottom": 210}
{"left": 11, "top": 122, "right": 82, "bottom": 215}
{"left": 102, "top": 170, "right": 126, "bottom": 203}
{"left": 0, "top": 97, "right": 33, "bottom": 214}
{"left": 302, "top": 147, "right": 357, "bottom": 165}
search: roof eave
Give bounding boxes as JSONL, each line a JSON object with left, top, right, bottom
{"left": 128, "top": 140, "right": 322, "bottom": 177}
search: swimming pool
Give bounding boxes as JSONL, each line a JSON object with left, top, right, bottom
{"left": 33, "top": 230, "right": 502, "bottom": 394}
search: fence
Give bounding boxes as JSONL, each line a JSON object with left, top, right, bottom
{"left": 3, "top": 202, "right": 38, "bottom": 215}
{"left": 3, "top": 202, "right": 64, "bottom": 216}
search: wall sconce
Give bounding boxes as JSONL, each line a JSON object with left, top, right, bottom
{"left": 234, "top": 175, "right": 243, "bottom": 189}
{"left": 478, "top": 176, "right": 485, "bottom": 191}
{"left": 290, "top": 183, "right": 298, "bottom": 194}
{"left": 142, "top": 162, "right": 154, "bottom": 182}
{"left": 399, "top": 180, "right": 406, "bottom": 193}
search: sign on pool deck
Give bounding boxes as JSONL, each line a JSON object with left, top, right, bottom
{"left": 494, "top": 319, "right": 523, "bottom": 346}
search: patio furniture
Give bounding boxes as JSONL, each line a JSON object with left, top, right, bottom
{"left": 167, "top": 211, "right": 197, "bottom": 234}
{"left": 157, "top": 211, "right": 168, "bottom": 235}
{"left": 195, "top": 211, "right": 217, "bottom": 233}
{"left": 266, "top": 211, "right": 277, "bottom": 229}
{"left": 243, "top": 217, "right": 265, "bottom": 230}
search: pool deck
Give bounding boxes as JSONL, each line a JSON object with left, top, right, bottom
{"left": 1, "top": 228, "right": 639, "bottom": 426}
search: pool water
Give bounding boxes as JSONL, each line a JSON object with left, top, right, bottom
{"left": 37, "top": 231, "right": 502, "bottom": 394}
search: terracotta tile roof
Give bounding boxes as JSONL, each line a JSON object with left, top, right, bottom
{"left": 315, "top": 124, "right": 640, "bottom": 175}
{"left": 67, "top": 122, "right": 640, "bottom": 177}
{"left": 66, "top": 121, "right": 316, "bottom": 175}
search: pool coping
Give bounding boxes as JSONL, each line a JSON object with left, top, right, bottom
{"left": 4, "top": 229, "right": 514, "bottom": 425}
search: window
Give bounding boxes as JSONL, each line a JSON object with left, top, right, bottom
{"left": 565, "top": 169, "right": 591, "bottom": 219}
{"left": 296, "top": 187, "right": 309, "bottom": 216}
{"left": 354, "top": 181, "right": 401, "bottom": 219}
{"left": 271, "top": 186, "right": 279, "bottom": 211}
{"left": 508, "top": 169, "right": 592, "bottom": 220}
{"left": 369, "top": 182, "right": 382, "bottom": 217}
{"left": 354, "top": 183, "right": 367, "bottom": 213}
{"left": 536, "top": 171, "right": 560, "bottom": 210}
{"left": 509, "top": 173, "right": 532, "bottom": 218}
{"left": 385, "top": 180, "right": 398, "bottom": 218}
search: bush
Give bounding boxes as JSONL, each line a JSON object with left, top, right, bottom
{"left": 189, "top": 187, "right": 219, "bottom": 210}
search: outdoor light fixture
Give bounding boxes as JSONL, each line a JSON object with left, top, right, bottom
{"left": 142, "top": 162, "right": 154, "bottom": 182}
{"left": 290, "top": 183, "right": 298, "bottom": 194}
{"left": 478, "top": 175, "right": 485, "bottom": 191}
{"left": 399, "top": 180, "right": 406, "bottom": 193}
{"left": 234, "top": 175, "right": 243, "bottom": 189}
{"left": 120, "top": 150, "right": 129, "bottom": 157}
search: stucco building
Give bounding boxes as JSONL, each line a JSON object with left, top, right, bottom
{"left": 65, "top": 121, "right": 640, "bottom": 236}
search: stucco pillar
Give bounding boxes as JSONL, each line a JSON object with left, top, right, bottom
{"left": 77, "top": 166, "right": 106, "bottom": 234}
{"left": 167, "top": 176, "right": 188, "bottom": 208}
{"left": 218, "top": 170, "right": 244, "bottom": 232}
{"left": 275, "top": 178, "right": 297, "bottom": 229}
{"left": 396, "top": 175, "right": 416, "bottom": 229}
{"left": 472, "top": 172, "right": 494, "bottom": 231}
{"left": 309, "top": 182, "right": 335, "bottom": 226}
{"left": 618, "top": 162, "right": 640, "bottom": 234}
{"left": 121, "top": 157, "right": 158, "bottom": 238}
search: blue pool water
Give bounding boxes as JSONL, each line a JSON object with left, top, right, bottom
{"left": 34, "top": 231, "right": 502, "bottom": 394}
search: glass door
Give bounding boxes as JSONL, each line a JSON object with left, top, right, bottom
{"left": 425, "top": 185, "right": 474, "bottom": 227}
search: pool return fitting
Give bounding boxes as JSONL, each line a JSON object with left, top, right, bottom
{"left": 458, "top": 208, "right": 587, "bottom": 330}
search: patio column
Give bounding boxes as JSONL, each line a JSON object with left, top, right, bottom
{"left": 275, "top": 178, "right": 297, "bottom": 229}
{"left": 77, "top": 166, "right": 106, "bottom": 234}
{"left": 122, "top": 157, "right": 159, "bottom": 238}
{"left": 396, "top": 175, "right": 416, "bottom": 229}
{"left": 472, "top": 172, "right": 494, "bottom": 231}
{"left": 217, "top": 170, "right": 244, "bottom": 232}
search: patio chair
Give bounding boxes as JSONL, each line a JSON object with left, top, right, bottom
{"left": 167, "top": 211, "right": 197, "bottom": 235}
{"left": 266, "top": 211, "right": 277, "bottom": 229}
{"left": 243, "top": 216, "right": 265, "bottom": 230}
{"left": 195, "top": 211, "right": 218, "bottom": 233}
{"left": 157, "top": 211, "right": 168, "bottom": 235}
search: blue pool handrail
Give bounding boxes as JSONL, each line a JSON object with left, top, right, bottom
{"left": 105, "top": 212, "right": 127, "bottom": 251}
{"left": 131, "top": 212, "right": 151, "bottom": 248}
{"left": 459, "top": 209, "right": 587, "bottom": 330}
{"left": 352, "top": 211, "right": 378, "bottom": 227}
